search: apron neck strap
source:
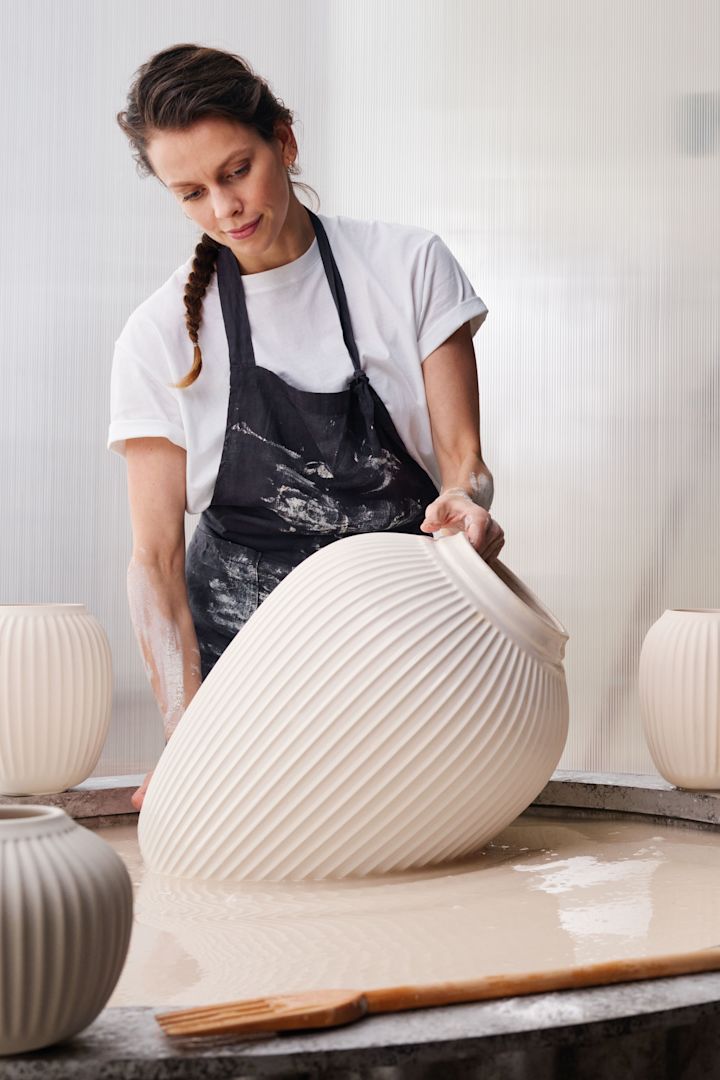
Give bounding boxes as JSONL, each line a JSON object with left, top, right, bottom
{"left": 216, "top": 244, "right": 256, "bottom": 368}
{"left": 216, "top": 209, "right": 363, "bottom": 375}
{"left": 306, "top": 209, "right": 363, "bottom": 374}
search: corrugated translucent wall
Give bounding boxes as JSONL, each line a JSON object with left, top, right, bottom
{"left": 0, "top": 0, "right": 717, "bottom": 776}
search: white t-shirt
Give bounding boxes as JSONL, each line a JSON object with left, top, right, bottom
{"left": 108, "top": 212, "right": 488, "bottom": 514}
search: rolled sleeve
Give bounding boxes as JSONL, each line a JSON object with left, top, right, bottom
{"left": 415, "top": 234, "right": 489, "bottom": 362}
{"left": 107, "top": 336, "right": 186, "bottom": 458}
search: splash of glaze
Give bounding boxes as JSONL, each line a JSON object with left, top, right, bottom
{"left": 230, "top": 421, "right": 303, "bottom": 460}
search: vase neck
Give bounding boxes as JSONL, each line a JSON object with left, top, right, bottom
{"left": 429, "top": 532, "right": 568, "bottom": 667}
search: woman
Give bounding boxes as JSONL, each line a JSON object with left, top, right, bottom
{"left": 109, "top": 44, "right": 504, "bottom": 810}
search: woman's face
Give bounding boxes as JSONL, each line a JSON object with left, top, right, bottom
{"left": 146, "top": 116, "right": 299, "bottom": 268}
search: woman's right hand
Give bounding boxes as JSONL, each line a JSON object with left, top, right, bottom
{"left": 130, "top": 721, "right": 184, "bottom": 811}
{"left": 131, "top": 769, "right": 154, "bottom": 811}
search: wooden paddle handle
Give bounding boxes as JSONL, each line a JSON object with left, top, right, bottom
{"left": 363, "top": 948, "right": 720, "bottom": 1013}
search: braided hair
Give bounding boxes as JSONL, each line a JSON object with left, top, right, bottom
{"left": 177, "top": 232, "right": 220, "bottom": 389}
{"left": 116, "top": 44, "right": 318, "bottom": 388}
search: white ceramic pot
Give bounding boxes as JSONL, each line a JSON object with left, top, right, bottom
{"left": 139, "top": 531, "right": 569, "bottom": 880}
{"left": 0, "top": 805, "right": 133, "bottom": 1055}
{"left": 0, "top": 604, "right": 112, "bottom": 795}
{"left": 639, "top": 608, "right": 720, "bottom": 788}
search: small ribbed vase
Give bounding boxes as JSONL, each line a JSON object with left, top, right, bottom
{"left": 0, "top": 604, "right": 112, "bottom": 795}
{"left": 639, "top": 609, "right": 720, "bottom": 789}
{"left": 0, "top": 805, "right": 133, "bottom": 1055}
{"left": 139, "top": 531, "right": 569, "bottom": 880}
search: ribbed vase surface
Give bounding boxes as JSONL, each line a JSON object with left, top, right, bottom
{"left": 0, "top": 806, "right": 133, "bottom": 1055}
{"left": 0, "top": 604, "right": 112, "bottom": 795}
{"left": 139, "top": 532, "right": 569, "bottom": 880}
{"left": 639, "top": 609, "right": 720, "bottom": 788}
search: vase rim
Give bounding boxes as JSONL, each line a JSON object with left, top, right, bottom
{"left": 667, "top": 608, "right": 720, "bottom": 614}
{"left": 0, "top": 603, "right": 86, "bottom": 611}
{"left": 430, "top": 532, "right": 569, "bottom": 665}
{"left": 0, "top": 804, "right": 73, "bottom": 840}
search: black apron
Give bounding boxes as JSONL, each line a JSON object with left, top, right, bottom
{"left": 186, "top": 209, "right": 439, "bottom": 678}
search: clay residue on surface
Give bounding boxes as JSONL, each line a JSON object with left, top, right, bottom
{"left": 230, "top": 420, "right": 421, "bottom": 538}
{"left": 103, "top": 813, "right": 720, "bottom": 1008}
{"left": 265, "top": 454, "right": 418, "bottom": 537}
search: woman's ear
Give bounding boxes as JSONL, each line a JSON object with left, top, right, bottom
{"left": 274, "top": 121, "right": 297, "bottom": 168}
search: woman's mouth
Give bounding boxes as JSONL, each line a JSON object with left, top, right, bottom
{"left": 226, "top": 216, "right": 262, "bottom": 239}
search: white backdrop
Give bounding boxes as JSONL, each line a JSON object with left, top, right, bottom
{"left": 0, "top": 0, "right": 718, "bottom": 775}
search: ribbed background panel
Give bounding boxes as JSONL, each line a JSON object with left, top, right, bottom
{"left": 639, "top": 611, "right": 720, "bottom": 788}
{"left": 0, "top": 1, "right": 716, "bottom": 778}
{"left": 0, "top": 814, "right": 133, "bottom": 1056}
{"left": 139, "top": 532, "right": 568, "bottom": 880}
{"left": 0, "top": 608, "right": 112, "bottom": 795}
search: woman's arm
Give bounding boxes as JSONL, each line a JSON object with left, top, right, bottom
{"left": 420, "top": 322, "right": 505, "bottom": 559}
{"left": 125, "top": 437, "right": 202, "bottom": 741}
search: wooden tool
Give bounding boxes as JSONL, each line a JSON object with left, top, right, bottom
{"left": 156, "top": 947, "right": 720, "bottom": 1037}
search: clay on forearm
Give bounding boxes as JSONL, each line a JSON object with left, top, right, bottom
{"left": 126, "top": 558, "right": 202, "bottom": 741}
{"left": 442, "top": 468, "right": 494, "bottom": 512}
{"left": 469, "top": 469, "right": 494, "bottom": 510}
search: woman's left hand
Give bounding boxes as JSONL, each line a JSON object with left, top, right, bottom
{"left": 420, "top": 489, "right": 505, "bottom": 560}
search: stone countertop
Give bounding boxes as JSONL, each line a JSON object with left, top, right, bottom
{"left": 4, "top": 768, "right": 720, "bottom": 827}
{"left": 537, "top": 769, "right": 720, "bottom": 827}
{"left": 0, "top": 773, "right": 143, "bottom": 822}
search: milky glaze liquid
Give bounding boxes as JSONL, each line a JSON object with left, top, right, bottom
{"left": 103, "top": 813, "right": 720, "bottom": 1007}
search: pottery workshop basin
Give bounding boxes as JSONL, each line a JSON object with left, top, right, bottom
{"left": 3, "top": 772, "right": 720, "bottom": 1079}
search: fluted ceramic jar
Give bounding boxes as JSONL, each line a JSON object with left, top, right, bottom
{"left": 0, "top": 604, "right": 112, "bottom": 795}
{"left": 0, "top": 805, "right": 133, "bottom": 1055}
{"left": 139, "top": 531, "right": 569, "bottom": 880}
{"left": 639, "top": 609, "right": 720, "bottom": 788}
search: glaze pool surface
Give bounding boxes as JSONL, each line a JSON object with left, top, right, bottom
{"left": 102, "top": 813, "right": 720, "bottom": 1007}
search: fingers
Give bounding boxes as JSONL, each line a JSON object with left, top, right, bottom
{"left": 421, "top": 493, "right": 504, "bottom": 561}
{"left": 482, "top": 532, "right": 505, "bottom": 563}
{"left": 420, "top": 490, "right": 474, "bottom": 535}
{"left": 465, "top": 515, "right": 483, "bottom": 550}
{"left": 131, "top": 768, "right": 155, "bottom": 811}
{"left": 419, "top": 494, "right": 452, "bottom": 533}
{"left": 468, "top": 514, "right": 504, "bottom": 559}
{"left": 481, "top": 519, "right": 505, "bottom": 559}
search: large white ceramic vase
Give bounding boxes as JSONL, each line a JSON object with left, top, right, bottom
{"left": 639, "top": 608, "right": 720, "bottom": 788}
{"left": 0, "top": 604, "right": 112, "bottom": 795}
{"left": 0, "top": 805, "right": 133, "bottom": 1055}
{"left": 139, "top": 531, "right": 570, "bottom": 880}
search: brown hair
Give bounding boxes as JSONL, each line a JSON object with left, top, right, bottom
{"left": 117, "top": 44, "right": 318, "bottom": 388}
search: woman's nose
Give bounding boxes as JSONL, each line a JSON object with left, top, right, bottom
{"left": 210, "top": 186, "right": 243, "bottom": 220}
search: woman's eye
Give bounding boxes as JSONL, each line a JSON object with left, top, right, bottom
{"left": 180, "top": 165, "right": 248, "bottom": 202}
